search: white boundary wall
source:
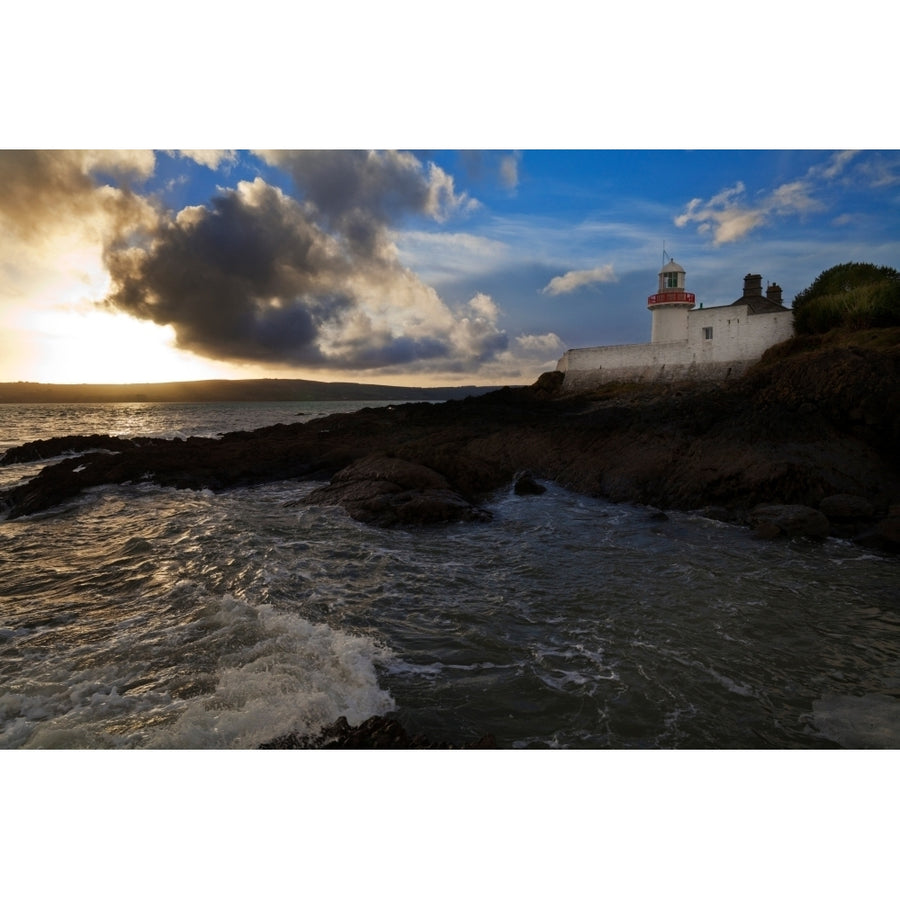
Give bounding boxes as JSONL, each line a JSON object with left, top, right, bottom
{"left": 557, "top": 306, "right": 793, "bottom": 388}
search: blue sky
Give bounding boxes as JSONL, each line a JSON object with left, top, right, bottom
{"left": 1, "top": 148, "right": 897, "bottom": 386}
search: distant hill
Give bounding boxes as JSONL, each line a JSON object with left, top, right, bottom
{"left": 0, "top": 378, "right": 505, "bottom": 404}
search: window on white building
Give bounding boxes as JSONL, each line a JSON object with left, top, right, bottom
{"left": 665, "top": 272, "right": 679, "bottom": 288}
{"left": 702, "top": 327, "right": 714, "bottom": 340}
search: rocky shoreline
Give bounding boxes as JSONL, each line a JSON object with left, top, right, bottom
{"left": 2, "top": 336, "right": 898, "bottom": 550}
{"left": 259, "top": 715, "right": 497, "bottom": 749}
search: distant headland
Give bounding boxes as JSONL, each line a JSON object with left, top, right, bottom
{"left": 0, "top": 378, "right": 502, "bottom": 404}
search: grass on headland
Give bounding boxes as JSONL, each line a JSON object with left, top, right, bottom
{"left": 792, "top": 262, "right": 900, "bottom": 336}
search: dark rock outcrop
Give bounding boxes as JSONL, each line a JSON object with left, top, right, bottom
{"left": 0, "top": 434, "right": 141, "bottom": 464}
{"left": 819, "top": 493, "right": 875, "bottom": 520}
{"left": 513, "top": 471, "right": 546, "bottom": 496}
{"left": 306, "top": 454, "right": 492, "bottom": 526}
{"left": 259, "top": 715, "right": 497, "bottom": 749}
{"left": 748, "top": 504, "right": 831, "bottom": 540}
{"left": 855, "top": 507, "right": 900, "bottom": 552}
{"left": 2, "top": 336, "right": 898, "bottom": 549}
{"left": 874, "top": 513, "right": 900, "bottom": 551}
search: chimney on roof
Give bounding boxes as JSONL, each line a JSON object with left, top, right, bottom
{"left": 766, "top": 282, "right": 783, "bottom": 305}
{"left": 743, "top": 273, "right": 763, "bottom": 299}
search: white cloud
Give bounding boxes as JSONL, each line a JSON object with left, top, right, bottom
{"left": 175, "top": 150, "right": 238, "bottom": 170}
{"left": 467, "top": 292, "right": 500, "bottom": 323}
{"left": 769, "top": 180, "right": 823, "bottom": 215}
{"left": 815, "top": 150, "right": 860, "bottom": 180}
{"left": 515, "top": 332, "right": 565, "bottom": 354}
{"left": 397, "top": 230, "right": 508, "bottom": 259}
{"left": 674, "top": 150, "right": 871, "bottom": 244}
{"left": 542, "top": 263, "right": 617, "bottom": 295}
{"left": 82, "top": 149, "right": 157, "bottom": 179}
{"left": 831, "top": 212, "right": 861, "bottom": 227}
{"left": 392, "top": 230, "right": 510, "bottom": 285}
{"left": 854, "top": 153, "right": 900, "bottom": 187}
{"left": 675, "top": 179, "right": 814, "bottom": 244}
{"left": 424, "top": 161, "right": 481, "bottom": 220}
{"left": 674, "top": 182, "right": 764, "bottom": 245}
{"left": 485, "top": 331, "right": 566, "bottom": 381}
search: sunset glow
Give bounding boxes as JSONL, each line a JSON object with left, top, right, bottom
{"left": 20, "top": 307, "right": 239, "bottom": 385}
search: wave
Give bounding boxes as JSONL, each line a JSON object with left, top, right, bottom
{"left": 1, "top": 593, "right": 395, "bottom": 749}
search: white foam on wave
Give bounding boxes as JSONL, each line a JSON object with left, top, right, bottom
{"left": 144, "top": 596, "right": 396, "bottom": 749}
{"left": 1, "top": 593, "right": 396, "bottom": 749}
{"left": 384, "top": 658, "right": 519, "bottom": 679}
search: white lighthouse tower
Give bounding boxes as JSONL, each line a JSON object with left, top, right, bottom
{"left": 647, "top": 258, "right": 696, "bottom": 343}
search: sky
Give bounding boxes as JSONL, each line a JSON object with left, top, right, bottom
{"left": 2, "top": 5, "right": 897, "bottom": 388}
{"left": 2, "top": 148, "right": 897, "bottom": 387}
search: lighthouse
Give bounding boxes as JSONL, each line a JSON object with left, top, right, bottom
{"left": 647, "top": 258, "right": 696, "bottom": 343}
{"left": 556, "top": 257, "right": 794, "bottom": 386}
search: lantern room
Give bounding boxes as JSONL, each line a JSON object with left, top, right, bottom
{"left": 647, "top": 259, "right": 696, "bottom": 309}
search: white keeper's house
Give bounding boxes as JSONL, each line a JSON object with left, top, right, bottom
{"left": 556, "top": 258, "right": 794, "bottom": 389}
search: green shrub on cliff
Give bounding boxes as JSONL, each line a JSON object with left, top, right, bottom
{"left": 793, "top": 262, "right": 900, "bottom": 334}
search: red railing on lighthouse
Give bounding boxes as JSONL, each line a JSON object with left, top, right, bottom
{"left": 647, "top": 291, "right": 696, "bottom": 307}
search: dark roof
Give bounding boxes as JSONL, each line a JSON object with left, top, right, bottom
{"left": 730, "top": 295, "right": 788, "bottom": 315}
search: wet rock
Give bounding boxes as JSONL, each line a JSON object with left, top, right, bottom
{"left": 819, "top": 493, "right": 875, "bottom": 520}
{"left": 307, "top": 454, "right": 492, "bottom": 527}
{"left": 697, "top": 506, "right": 740, "bottom": 524}
{"left": 856, "top": 512, "right": 900, "bottom": 552}
{"left": 2, "top": 454, "right": 110, "bottom": 518}
{"left": 259, "top": 715, "right": 497, "bottom": 749}
{"left": 0, "top": 434, "right": 139, "bottom": 465}
{"left": 749, "top": 504, "right": 831, "bottom": 540}
{"left": 818, "top": 493, "right": 880, "bottom": 541}
{"left": 875, "top": 514, "right": 900, "bottom": 550}
{"left": 513, "top": 471, "right": 546, "bottom": 495}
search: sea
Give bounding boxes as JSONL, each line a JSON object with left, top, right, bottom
{"left": 1, "top": 400, "right": 899, "bottom": 750}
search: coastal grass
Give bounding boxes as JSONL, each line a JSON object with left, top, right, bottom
{"left": 794, "top": 280, "right": 900, "bottom": 335}
{"left": 792, "top": 262, "right": 900, "bottom": 336}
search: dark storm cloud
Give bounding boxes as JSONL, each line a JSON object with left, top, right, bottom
{"left": 104, "top": 179, "right": 357, "bottom": 364}
{"left": 328, "top": 332, "right": 452, "bottom": 368}
{"left": 258, "top": 150, "right": 476, "bottom": 253}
